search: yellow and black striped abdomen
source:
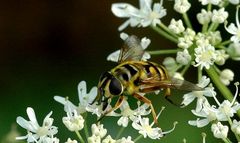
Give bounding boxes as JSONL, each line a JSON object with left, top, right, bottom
{"left": 110, "top": 61, "right": 169, "bottom": 94}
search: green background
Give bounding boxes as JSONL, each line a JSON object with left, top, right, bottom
{"left": 0, "top": 0, "right": 239, "bottom": 142}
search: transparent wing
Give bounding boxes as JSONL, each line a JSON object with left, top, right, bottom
{"left": 140, "top": 76, "right": 203, "bottom": 91}
{"left": 118, "top": 35, "right": 144, "bottom": 63}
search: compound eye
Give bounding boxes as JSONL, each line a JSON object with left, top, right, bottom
{"left": 109, "top": 77, "right": 123, "bottom": 95}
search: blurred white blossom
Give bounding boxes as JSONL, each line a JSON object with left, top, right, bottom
{"left": 111, "top": 0, "right": 166, "bottom": 31}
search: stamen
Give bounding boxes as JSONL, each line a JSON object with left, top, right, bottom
{"left": 183, "top": 138, "right": 187, "bottom": 143}
{"left": 231, "top": 82, "right": 239, "bottom": 105}
{"left": 151, "top": 106, "right": 165, "bottom": 126}
{"left": 162, "top": 121, "right": 178, "bottom": 134}
{"left": 202, "top": 132, "right": 206, "bottom": 143}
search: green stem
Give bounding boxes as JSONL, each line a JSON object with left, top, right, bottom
{"left": 151, "top": 25, "right": 178, "bottom": 43}
{"left": 202, "top": 23, "right": 208, "bottom": 33}
{"left": 205, "top": 67, "right": 240, "bottom": 117}
{"left": 116, "top": 127, "right": 125, "bottom": 139}
{"left": 208, "top": 23, "right": 219, "bottom": 32}
{"left": 220, "top": 40, "right": 231, "bottom": 46}
{"left": 133, "top": 135, "right": 143, "bottom": 142}
{"left": 147, "top": 49, "right": 179, "bottom": 55}
{"left": 159, "top": 23, "right": 178, "bottom": 38}
{"left": 207, "top": 3, "right": 212, "bottom": 11}
{"left": 223, "top": 138, "right": 232, "bottom": 143}
{"left": 198, "top": 66, "right": 202, "bottom": 82}
{"left": 227, "top": 116, "right": 240, "bottom": 142}
{"left": 205, "top": 67, "right": 233, "bottom": 100}
{"left": 180, "top": 63, "right": 191, "bottom": 76}
{"left": 182, "top": 12, "right": 193, "bottom": 29}
{"left": 83, "top": 114, "right": 89, "bottom": 138}
{"left": 75, "top": 131, "right": 85, "bottom": 143}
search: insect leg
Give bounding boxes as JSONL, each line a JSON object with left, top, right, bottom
{"left": 97, "top": 95, "right": 125, "bottom": 122}
{"left": 132, "top": 93, "right": 159, "bottom": 126}
{"left": 140, "top": 86, "right": 181, "bottom": 106}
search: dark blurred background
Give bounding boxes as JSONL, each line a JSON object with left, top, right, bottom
{"left": 0, "top": 0, "right": 239, "bottom": 142}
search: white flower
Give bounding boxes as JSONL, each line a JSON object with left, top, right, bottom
{"left": 189, "top": 101, "right": 219, "bottom": 127}
{"left": 197, "top": 9, "right": 212, "bottom": 25}
{"left": 116, "top": 136, "right": 134, "bottom": 143}
{"left": 168, "top": 19, "right": 185, "bottom": 34}
{"left": 211, "top": 122, "right": 229, "bottom": 139}
{"left": 215, "top": 50, "right": 229, "bottom": 65}
{"left": 174, "top": 0, "right": 191, "bottom": 13}
{"left": 176, "top": 49, "right": 191, "bottom": 65}
{"left": 117, "top": 100, "right": 150, "bottom": 127}
{"left": 229, "top": 0, "right": 240, "bottom": 4}
{"left": 219, "top": 69, "right": 234, "bottom": 85}
{"left": 212, "top": 8, "right": 228, "bottom": 24}
{"left": 207, "top": 31, "right": 222, "bottom": 46}
{"left": 107, "top": 33, "right": 151, "bottom": 62}
{"left": 173, "top": 72, "right": 184, "bottom": 80}
{"left": 16, "top": 107, "right": 58, "bottom": 143}
{"left": 195, "top": 33, "right": 210, "bottom": 47}
{"left": 178, "top": 37, "right": 193, "bottom": 49}
{"left": 231, "top": 119, "right": 240, "bottom": 135}
{"left": 91, "top": 124, "right": 107, "bottom": 138}
{"left": 225, "top": 6, "right": 240, "bottom": 43}
{"left": 102, "top": 135, "right": 116, "bottom": 143}
{"left": 199, "top": 0, "right": 221, "bottom": 5}
{"left": 181, "top": 76, "right": 216, "bottom": 111}
{"left": 132, "top": 116, "right": 163, "bottom": 139}
{"left": 213, "top": 82, "right": 240, "bottom": 121}
{"left": 162, "top": 57, "right": 178, "bottom": 73}
{"left": 217, "top": 100, "right": 240, "bottom": 121}
{"left": 43, "top": 137, "right": 60, "bottom": 143}
{"left": 177, "top": 28, "right": 195, "bottom": 49}
{"left": 111, "top": 0, "right": 166, "bottom": 31}
{"left": 88, "top": 135, "right": 101, "bottom": 143}
{"left": 62, "top": 109, "right": 84, "bottom": 132}
{"left": 54, "top": 80, "right": 97, "bottom": 114}
{"left": 194, "top": 44, "right": 217, "bottom": 69}
{"left": 227, "top": 43, "right": 240, "bottom": 60}
{"left": 77, "top": 81, "right": 98, "bottom": 113}
{"left": 65, "top": 138, "right": 78, "bottom": 143}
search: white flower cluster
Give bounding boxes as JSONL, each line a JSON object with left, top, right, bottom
{"left": 88, "top": 123, "right": 135, "bottom": 143}
{"left": 15, "top": 0, "right": 240, "bottom": 142}
{"left": 186, "top": 82, "right": 240, "bottom": 140}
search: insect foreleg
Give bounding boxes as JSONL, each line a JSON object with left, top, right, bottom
{"left": 97, "top": 95, "right": 125, "bottom": 122}
{"left": 132, "top": 93, "right": 159, "bottom": 126}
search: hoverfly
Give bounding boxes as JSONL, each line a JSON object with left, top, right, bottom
{"left": 92, "top": 35, "right": 202, "bottom": 125}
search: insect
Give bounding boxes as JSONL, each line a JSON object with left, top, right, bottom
{"left": 92, "top": 35, "right": 202, "bottom": 125}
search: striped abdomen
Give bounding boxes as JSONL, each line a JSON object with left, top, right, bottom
{"left": 110, "top": 61, "right": 169, "bottom": 94}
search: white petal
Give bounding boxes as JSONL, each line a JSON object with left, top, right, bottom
{"left": 78, "top": 81, "right": 87, "bottom": 103}
{"left": 141, "top": 37, "right": 151, "bottom": 49}
{"left": 88, "top": 87, "right": 98, "bottom": 103}
{"left": 16, "top": 117, "right": 33, "bottom": 131}
{"left": 120, "top": 32, "right": 129, "bottom": 40}
{"left": 111, "top": 3, "right": 139, "bottom": 17}
{"left": 181, "top": 93, "right": 196, "bottom": 106}
{"left": 54, "top": 96, "right": 67, "bottom": 105}
{"left": 26, "top": 107, "right": 40, "bottom": 128}
{"left": 107, "top": 50, "right": 120, "bottom": 62}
